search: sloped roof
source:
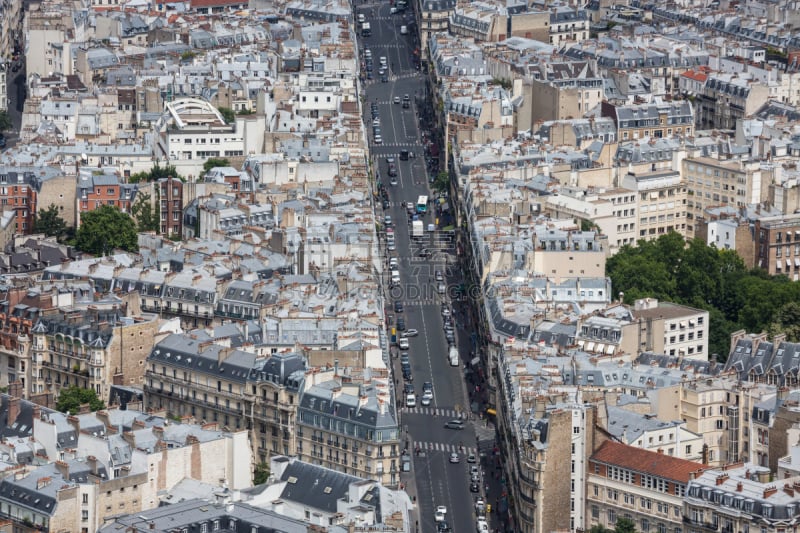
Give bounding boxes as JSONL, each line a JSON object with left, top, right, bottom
{"left": 591, "top": 440, "right": 704, "bottom": 483}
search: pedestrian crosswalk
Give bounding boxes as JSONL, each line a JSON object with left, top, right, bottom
{"left": 371, "top": 141, "right": 423, "bottom": 148}
{"left": 402, "top": 299, "right": 442, "bottom": 307}
{"left": 412, "top": 441, "right": 478, "bottom": 455}
{"left": 402, "top": 406, "right": 462, "bottom": 417}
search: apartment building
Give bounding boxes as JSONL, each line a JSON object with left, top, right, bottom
{"left": 696, "top": 74, "right": 771, "bottom": 130}
{"left": 196, "top": 195, "right": 274, "bottom": 240}
{"left": 547, "top": 7, "right": 590, "bottom": 45}
{"left": 144, "top": 333, "right": 306, "bottom": 464}
{"left": 545, "top": 187, "right": 635, "bottom": 254}
{"left": 417, "top": 0, "right": 456, "bottom": 54}
{"left": 251, "top": 456, "right": 413, "bottom": 530}
{"left": 29, "top": 306, "right": 160, "bottom": 403}
{"left": 0, "top": 171, "right": 40, "bottom": 235}
{"left": 602, "top": 100, "right": 694, "bottom": 142}
{"left": 653, "top": 377, "right": 774, "bottom": 466}
{"left": 0, "top": 458, "right": 147, "bottom": 533}
{"left": 682, "top": 157, "right": 767, "bottom": 238}
{"left": 621, "top": 168, "right": 688, "bottom": 240}
{"left": 159, "top": 267, "right": 225, "bottom": 328}
{"left": 30, "top": 407, "right": 251, "bottom": 516}
{"left": 76, "top": 172, "right": 137, "bottom": 222}
{"left": 753, "top": 213, "right": 800, "bottom": 278}
{"left": 531, "top": 228, "right": 606, "bottom": 280}
{"left": 527, "top": 62, "right": 605, "bottom": 122}
{"left": 98, "top": 499, "right": 310, "bottom": 533}
{"left": 684, "top": 464, "right": 800, "bottom": 533}
{"left": 296, "top": 372, "right": 401, "bottom": 488}
{"left": 495, "top": 377, "right": 605, "bottom": 533}
{"left": 605, "top": 405, "right": 704, "bottom": 461}
{"left": 587, "top": 440, "right": 704, "bottom": 533}
{"left": 630, "top": 298, "right": 710, "bottom": 360}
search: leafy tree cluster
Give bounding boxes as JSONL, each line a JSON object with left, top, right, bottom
{"left": 607, "top": 233, "right": 800, "bottom": 361}
{"left": 203, "top": 157, "right": 231, "bottom": 173}
{"left": 253, "top": 462, "right": 270, "bottom": 485}
{"left": 217, "top": 107, "right": 236, "bottom": 124}
{"left": 0, "top": 111, "right": 12, "bottom": 132}
{"left": 56, "top": 386, "right": 106, "bottom": 415}
{"left": 34, "top": 204, "right": 70, "bottom": 241}
{"left": 129, "top": 163, "right": 185, "bottom": 184}
{"left": 432, "top": 171, "right": 449, "bottom": 193}
{"left": 74, "top": 205, "right": 138, "bottom": 255}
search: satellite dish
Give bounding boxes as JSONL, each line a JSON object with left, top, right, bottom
{"left": 81, "top": 153, "right": 88, "bottom": 161}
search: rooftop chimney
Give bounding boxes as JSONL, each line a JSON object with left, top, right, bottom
{"left": 7, "top": 397, "right": 20, "bottom": 427}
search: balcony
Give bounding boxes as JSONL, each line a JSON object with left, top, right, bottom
{"left": 683, "top": 517, "right": 718, "bottom": 531}
{"left": 518, "top": 490, "right": 536, "bottom": 505}
{"left": 148, "top": 371, "right": 248, "bottom": 401}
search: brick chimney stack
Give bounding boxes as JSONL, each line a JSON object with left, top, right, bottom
{"left": 8, "top": 381, "right": 23, "bottom": 399}
{"left": 7, "top": 397, "right": 20, "bottom": 427}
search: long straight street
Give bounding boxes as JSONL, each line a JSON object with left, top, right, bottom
{"left": 356, "top": 3, "right": 498, "bottom": 532}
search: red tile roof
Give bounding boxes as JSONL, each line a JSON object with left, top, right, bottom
{"left": 591, "top": 440, "right": 705, "bottom": 483}
{"left": 681, "top": 69, "right": 708, "bottom": 83}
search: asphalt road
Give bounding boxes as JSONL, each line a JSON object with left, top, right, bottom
{"left": 357, "top": 4, "right": 488, "bottom": 533}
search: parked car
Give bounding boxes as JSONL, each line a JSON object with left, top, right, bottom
{"left": 394, "top": 300, "right": 404, "bottom": 313}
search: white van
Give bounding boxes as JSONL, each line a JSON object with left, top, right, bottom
{"left": 449, "top": 346, "right": 459, "bottom": 367}
{"left": 400, "top": 25, "right": 408, "bottom": 34}
{"left": 406, "top": 394, "right": 416, "bottom": 408}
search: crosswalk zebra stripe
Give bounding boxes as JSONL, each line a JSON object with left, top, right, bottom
{"left": 411, "top": 441, "right": 479, "bottom": 455}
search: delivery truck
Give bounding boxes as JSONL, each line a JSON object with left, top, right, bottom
{"left": 411, "top": 219, "right": 424, "bottom": 239}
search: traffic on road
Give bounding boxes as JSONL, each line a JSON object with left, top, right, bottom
{"left": 357, "top": 2, "right": 500, "bottom": 532}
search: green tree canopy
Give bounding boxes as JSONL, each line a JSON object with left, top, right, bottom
{"left": 129, "top": 163, "right": 184, "bottom": 184}
{"left": 217, "top": 107, "right": 235, "bottom": 124}
{"left": 615, "top": 517, "right": 637, "bottom": 533}
{"left": 607, "top": 232, "right": 800, "bottom": 360}
{"left": 56, "top": 386, "right": 106, "bottom": 415}
{"left": 75, "top": 205, "right": 138, "bottom": 255}
{"left": 34, "top": 204, "right": 68, "bottom": 240}
{"left": 253, "top": 462, "right": 270, "bottom": 485}
{"left": 130, "top": 192, "right": 160, "bottom": 233}
{"left": 432, "top": 171, "right": 449, "bottom": 193}
{"left": 203, "top": 157, "right": 231, "bottom": 173}
{"left": 0, "top": 111, "right": 13, "bottom": 132}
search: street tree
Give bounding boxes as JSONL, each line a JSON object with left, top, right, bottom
{"left": 56, "top": 386, "right": 106, "bottom": 415}
{"left": 0, "top": 111, "right": 13, "bottom": 132}
{"left": 74, "top": 205, "right": 138, "bottom": 255}
{"left": 432, "top": 171, "right": 449, "bottom": 193}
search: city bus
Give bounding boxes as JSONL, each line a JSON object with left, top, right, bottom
{"left": 416, "top": 195, "right": 428, "bottom": 214}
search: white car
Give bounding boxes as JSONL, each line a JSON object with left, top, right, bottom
{"left": 405, "top": 393, "right": 416, "bottom": 407}
{"left": 403, "top": 329, "right": 419, "bottom": 337}
{"left": 449, "top": 452, "right": 460, "bottom": 463}
{"left": 435, "top": 506, "right": 447, "bottom": 522}
{"left": 398, "top": 337, "right": 409, "bottom": 349}
{"left": 421, "top": 395, "right": 432, "bottom": 406}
